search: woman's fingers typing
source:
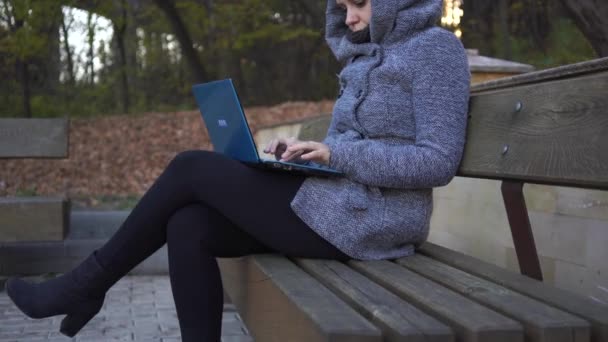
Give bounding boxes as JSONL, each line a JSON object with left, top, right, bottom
{"left": 263, "top": 138, "right": 330, "bottom": 164}
{"left": 263, "top": 139, "right": 280, "bottom": 154}
{"left": 264, "top": 137, "right": 300, "bottom": 160}
{"left": 284, "top": 141, "right": 330, "bottom": 165}
{"left": 280, "top": 149, "right": 304, "bottom": 162}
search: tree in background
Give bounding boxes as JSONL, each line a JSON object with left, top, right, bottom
{"left": 0, "top": 0, "right": 604, "bottom": 118}
{"left": 460, "top": 0, "right": 600, "bottom": 67}
{"left": 154, "top": 0, "right": 208, "bottom": 83}
{"left": 0, "top": 0, "right": 62, "bottom": 117}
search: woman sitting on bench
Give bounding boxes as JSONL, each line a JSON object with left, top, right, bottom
{"left": 6, "top": 0, "right": 470, "bottom": 341}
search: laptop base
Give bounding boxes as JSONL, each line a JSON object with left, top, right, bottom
{"left": 246, "top": 160, "right": 342, "bottom": 177}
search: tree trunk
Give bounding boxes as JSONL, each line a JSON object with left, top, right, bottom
{"left": 114, "top": 0, "right": 130, "bottom": 113}
{"left": 291, "top": 0, "right": 325, "bottom": 29}
{"left": 498, "top": 0, "right": 511, "bottom": 60}
{"left": 153, "top": 0, "right": 208, "bottom": 82}
{"left": 18, "top": 60, "right": 32, "bottom": 118}
{"left": 41, "top": 4, "right": 62, "bottom": 95}
{"left": 86, "top": 12, "right": 96, "bottom": 85}
{"left": 523, "top": 0, "right": 551, "bottom": 53}
{"left": 202, "top": 0, "right": 215, "bottom": 74}
{"left": 462, "top": 0, "right": 496, "bottom": 56}
{"left": 559, "top": 0, "right": 608, "bottom": 57}
{"left": 11, "top": 14, "right": 32, "bottom": 118}
{"left": 60, "top": 12, "right": 76, "bottom": 86}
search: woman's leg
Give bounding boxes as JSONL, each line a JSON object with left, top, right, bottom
{"left": 166, "top": 200, "right": 348, "bottom": 342}
{"left": 95, "top": 149, "right": 345, "bottom": 276}
{"left": 8, "top": 150, "right": 347, "bottom": 339}
{"left": 165, "top": 205, "right": 268, "bottom": 342}
{"left": 159, "top": 152, "right": 348, "bottom": 342}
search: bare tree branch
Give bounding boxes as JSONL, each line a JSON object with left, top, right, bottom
{"left": 152, "top": 0, "right": 208, "bottom": 82}
{"left": 559, "top": 0, "right": 608, "bottom": 57}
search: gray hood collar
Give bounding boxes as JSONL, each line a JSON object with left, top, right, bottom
{"left": 326, "top": 0, "right": 443, "bottom": 61}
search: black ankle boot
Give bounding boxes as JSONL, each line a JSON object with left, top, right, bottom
{"left": 5, "top": 252, "right": 115, "bottom": 337}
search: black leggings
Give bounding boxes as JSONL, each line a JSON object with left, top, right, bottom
{"left": 94, "top": 150, "right": 348, "bottom": 342}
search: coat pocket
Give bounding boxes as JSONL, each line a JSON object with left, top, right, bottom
{"left": 382, "top": 187, "right": 432, "bottom": 244}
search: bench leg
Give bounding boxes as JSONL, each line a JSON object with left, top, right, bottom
{"left": 501, "top": 181, "right": 543, "bottom": 281}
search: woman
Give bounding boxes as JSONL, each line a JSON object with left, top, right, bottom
{"left": 6, "top": 0, "right": 470, "bottom": 341}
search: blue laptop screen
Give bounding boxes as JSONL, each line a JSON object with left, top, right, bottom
{"left": 192, "top": 79, "right": 260, "bottom": 163}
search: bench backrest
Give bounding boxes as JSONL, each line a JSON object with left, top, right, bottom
{"left": 463, "top": 57, "right": 608, "bottom": 190}
{"left": 0, "top": 118, "right": 69, "bottom": 158}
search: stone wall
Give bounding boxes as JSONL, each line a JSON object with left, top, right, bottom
{"left": 429, "top": 178, "right": 608, "bottom": 304}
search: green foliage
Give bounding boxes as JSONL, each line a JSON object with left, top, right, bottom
{"left": 489, "top": 16, "right": 596, "bottom": 70}
{"left": 209, "top": 0, "right": 321, "bottom": 54}
{"left": 0, "top": 0, "right": 602, "bottom": 118}
{"left": 70, "top": 194, "right": 141, "bottom": 210}
{"left": 95, "top": 194, "right": 141, "bottom": 210}
{"left": 0, "top": 0, "right": 47, "bottom": 60}
{"left": 510, "top": 18, "right": 596, "bottom": 69}
{"left": 462, "top": 0, "right": 597, "bottom": 70}
{"left": 15, "top": 186, "right": 37, "bottom": 197}
{"left": 30, "top": 95, "right": 67, "bottom": 117}
{"left": 234, "top": 25, "right": 319, "bottom": 51}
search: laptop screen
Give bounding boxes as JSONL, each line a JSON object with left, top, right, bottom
{"left": 192, "top": 79, "right": 260, "bottom": 163}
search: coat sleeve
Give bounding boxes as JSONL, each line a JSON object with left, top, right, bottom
{"left": 325, "top": 31, "right": 470, "bottom": 189}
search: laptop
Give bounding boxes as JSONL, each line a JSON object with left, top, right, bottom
{"left": 192, "top": 79, "right": 343, "bottom": 177}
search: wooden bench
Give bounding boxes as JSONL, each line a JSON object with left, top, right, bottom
{"left": 218, "top": 57, "right": 608, "bottom": 342}
{"left": 0, "top": 118, "right": 70, "bottom": 242}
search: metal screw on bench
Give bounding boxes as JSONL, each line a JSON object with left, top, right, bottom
{"left": 515, "top": 101, "right": 523, "bottom": 112}
{"left": 502, "top": 144, "right": 509, "bottom": 155}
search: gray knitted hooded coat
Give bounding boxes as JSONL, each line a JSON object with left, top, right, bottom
{"left": 290, "top": 0, "right": 470, "bottom": 260}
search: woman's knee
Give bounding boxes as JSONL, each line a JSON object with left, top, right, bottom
{"left": 166, "top": 204, "right": 228, "bottom": 248}
{"left": 168, "top": 150, "right": 215, "bottom": 173}
{"left": 166, "top": 205, "right": 207, "bottom": 244}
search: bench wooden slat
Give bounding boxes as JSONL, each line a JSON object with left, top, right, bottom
{"left": 218, "top": 255, "right": 382, "bottom": 342}
{"left": 0, "top": 118, "right": 69, "bottom": 158}
{"left": 0, "top": 197, "right": 69, "bottom": 241}
{"left": 419, "top": 243, "right": 608, "bottom": 342}
{"left": 295, "top": 258, "right": 453, "bottom": 342}
{"left": 460, "top": 71, "right": 608, "bottom": 189}
{"left": 349, "top": 260, "right": 524, "bottom": 342}
{"left": 397, "top": 254, "right": 590, "bottom": 342}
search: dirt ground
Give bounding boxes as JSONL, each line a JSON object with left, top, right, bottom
{"left": 0, "top": 100, "right": 335, "bottom": 208}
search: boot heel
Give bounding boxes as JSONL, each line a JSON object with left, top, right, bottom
{"left": 59, "top": 308, "right": 98, "bottom": 337}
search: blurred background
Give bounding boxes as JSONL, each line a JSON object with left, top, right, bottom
{"left": 0, "top": 0, "right": 604, "bottom": 118}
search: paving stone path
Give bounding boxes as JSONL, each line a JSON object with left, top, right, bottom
{"left": 0, "top": 276, "right": 252, "bottom": 342}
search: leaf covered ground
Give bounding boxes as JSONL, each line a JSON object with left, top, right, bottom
{"left": 0, "top": 101, "right": 334, "bottom": 208}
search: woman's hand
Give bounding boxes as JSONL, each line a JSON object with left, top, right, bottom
{"left": 284, "top": 141, "right": 331, "bottom": 165}
{"left": 264, "top": 137, "right": 301, "bottom": 161}
{"left": 264, "top": 137, "right": 331, "bottom": 165}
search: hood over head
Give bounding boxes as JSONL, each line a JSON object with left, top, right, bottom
{"left": 326, "top": 0, "right": 443, "bottom": 61}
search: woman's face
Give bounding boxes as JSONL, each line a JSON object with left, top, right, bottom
{"left": 336, "top": 0, "right": 371, "bottom": 32}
